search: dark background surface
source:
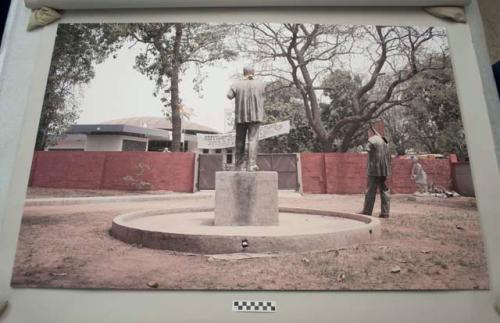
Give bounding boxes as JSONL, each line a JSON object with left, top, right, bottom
{"left": 0, "top": 0, "right": 11, "bottom": 45}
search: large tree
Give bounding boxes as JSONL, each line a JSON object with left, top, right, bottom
{"left": 402, "top": 56, "right": 467, "bottom": 159}
{"left": 123, "top": 23, "right": 236, "bottom": 151}
{"left": 245, "top": 23, "right": 447, "bottom": 152}
{"left": 36, "top": 23, "right": 122, "bottom": 150}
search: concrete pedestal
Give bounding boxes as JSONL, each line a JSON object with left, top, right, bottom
{"left": 214, "top": 171, "right": 279, "bottom": 226}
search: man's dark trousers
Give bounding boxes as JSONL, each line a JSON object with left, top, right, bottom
{"left": 362, "top": 176, "right": 390, "bottom": 216}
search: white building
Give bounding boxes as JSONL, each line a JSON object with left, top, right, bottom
{"left": 48, "top": 116, "right": 225, "bottom": 154}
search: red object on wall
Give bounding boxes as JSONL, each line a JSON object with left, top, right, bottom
{"left": 449, "top": 154, "right": 458, "bottom": 164}
{"left": 370, "top": 119, "right": 385, "bottom": 137}
{"left": 29, "top": 151, "right": 196, "bottom": 193}
{"left": 300, "top": 153, "right": 453, "bottom": 194}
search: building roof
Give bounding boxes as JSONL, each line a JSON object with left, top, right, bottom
{"left": 68, "top": 124, "right": 172, "bottom": 141}
{"left": 100, "top": 116, "right": 220, "bottom": 134}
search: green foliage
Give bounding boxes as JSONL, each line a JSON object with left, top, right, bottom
{"left": 36, "top": 23, "right": 123, "bottom": 150}
{"left": 382, "top": 55, "right": 468, "bottom": 159}
{"left": 124, "top": 23, "right": 237, "bottom": 117}
{"left": 259, "top": 82, "right": 320, "bottom": 153}
{"left": 319, "top": 70, "right": 368, "bottom": 150}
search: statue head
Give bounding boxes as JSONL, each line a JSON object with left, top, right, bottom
{"left": 243, "top": 66, "right": 255, "bottom": 79}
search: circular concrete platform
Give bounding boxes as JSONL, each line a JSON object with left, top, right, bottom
{"left": 111, "top": 207, "right": 380, "bottom": 254}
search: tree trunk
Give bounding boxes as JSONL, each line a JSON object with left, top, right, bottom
{"left": 34, "top": 111, "right": 49, "bottom": 151}
{"left": 170, "top": 23, "right": 183, "bottom": 152}
{"left": 339, "top": 122, "right": 360, "bottom": 152}
{"left": 34, "top": 129, "right": 47, "bottom": 151}
{"left": 319, "top": 138, "right": 335, "bottom": 152}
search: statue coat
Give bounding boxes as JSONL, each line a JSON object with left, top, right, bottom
{"left": 227, "top": 79, "right": 266, "bottom": 123}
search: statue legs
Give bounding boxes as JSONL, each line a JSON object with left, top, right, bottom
{"left": 234, "top": 122, "right": 261, "bottom": 171}
{"left": 247, "top": 122, "right": 260, "bottom": 171}
{"left": 234, "top": 123, "right": 247, "bottom": 171}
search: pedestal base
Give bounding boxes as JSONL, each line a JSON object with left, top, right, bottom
{"left": 214, "top": 171, "right": 279, "bottom": 226}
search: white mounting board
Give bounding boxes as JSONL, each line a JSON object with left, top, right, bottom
{"left": 23, "top": 0, "right": 473, "bottom": 9}
{"left": 0, "top": 2, "right": 500, "bottom": 322}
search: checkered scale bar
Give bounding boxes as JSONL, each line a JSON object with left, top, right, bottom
{"left": 232, "top": 300, "right": 276, "bottom": 313}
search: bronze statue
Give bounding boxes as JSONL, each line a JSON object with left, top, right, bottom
{"left": 360, "top": 125, "right": 391, "bottom": 218}
{"left": 227, "top": 66, "right": 266, "bottom": 171}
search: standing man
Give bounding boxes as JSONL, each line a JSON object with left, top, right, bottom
{"left": 360, "top": 125, "right": 391, "bottom": 218}
{"left": 227, "top": 66, "right": 266, "bottom": 171}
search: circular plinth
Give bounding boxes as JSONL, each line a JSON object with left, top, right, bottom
{"left": 111, "top": 207, "right": 380, "bottom": 254}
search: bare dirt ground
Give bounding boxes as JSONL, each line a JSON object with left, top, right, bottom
{"left": 26, "top": 187, "right": 173, "bottom": 198}
{"left": 11, "top": 192, "right": 488, "bottom": 290}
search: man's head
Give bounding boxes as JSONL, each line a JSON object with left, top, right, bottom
{"left": 243, "top": 66, "right": 255, "bottom": 79}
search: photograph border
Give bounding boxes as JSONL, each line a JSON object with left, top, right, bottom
{"left": 0, "top": 3, "right": 499, "bottom": 322}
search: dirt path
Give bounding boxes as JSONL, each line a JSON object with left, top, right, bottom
{"left": 11, "top": 194, "right": 488, "bottom": 290}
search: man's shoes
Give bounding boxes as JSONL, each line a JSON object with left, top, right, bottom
{"left": 379, "top": 214, "right": 389, "bottom": 218}
{"left": 358, "top": 211, "right": 371, "bottom": 216}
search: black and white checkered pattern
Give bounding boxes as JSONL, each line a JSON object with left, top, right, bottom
{"left": 232, "top": 300, "right": 276, "bottom": 313}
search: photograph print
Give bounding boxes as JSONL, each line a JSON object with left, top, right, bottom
{"left": 11, "top": 21, "right": 488, "bottom": 290}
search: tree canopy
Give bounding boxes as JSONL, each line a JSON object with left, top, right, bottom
{"left": 36, "top": 23, "right": 122, "bottom": 150}
{"left": 383, "top": 54, "right": 467, "bottom": 159}
{"left": 242, "top": 24, "right": 448, "bottom": 152}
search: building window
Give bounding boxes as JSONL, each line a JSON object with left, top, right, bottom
{"left": 122, "top": 139, "right": 147, "bottom": 151}
{"left": 202, "top": 149, "right": 209, "bottom": 154}
{"left": 215, "top": 149, "right": 222, "bottom": 154}
{"left": 148, "top": 141, "right": 169, "bottom": 152}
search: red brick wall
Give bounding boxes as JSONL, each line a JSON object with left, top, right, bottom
{"left": 29, "top": 151, "right": 196, "bottom": 192}
{"left": 389, "top": 157, "right": 453, "bottom": 193}
{"left": 30, "top": 152, "right": 107, "bottom": 189}
{"left": 299, "top": 153, "right": 326, "bottom": 193}
{"left": 301, "top": 153, "right": 453, "bottom": 194}
{"left": 324, "top": 153, "right": 368, "bottom": 194}
{"left": 101, "top": 152, "right": 195, "bottom": 192}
